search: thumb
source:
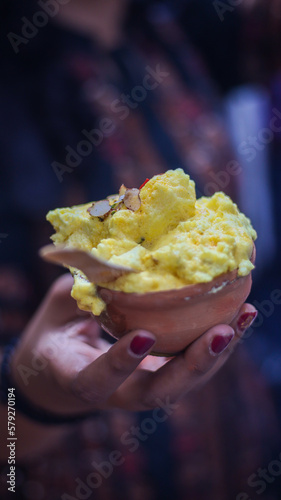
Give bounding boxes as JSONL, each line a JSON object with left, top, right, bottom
{"left": 22, "top": 274, "right": 79, "bottom": 342}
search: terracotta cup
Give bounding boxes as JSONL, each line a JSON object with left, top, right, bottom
{"left": 95, "top": 245, "right": 256, "bottom": 356}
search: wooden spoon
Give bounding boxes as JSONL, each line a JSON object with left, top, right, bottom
{"left": 39, "top": 245, "right": 135, "bottom": 283}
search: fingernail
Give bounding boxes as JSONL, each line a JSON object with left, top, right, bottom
{"left": 129, "top": 335, "right": 155, "bottom": 357}
{"left": 237, "top": 311, "right": 257, "bottom": 332}
{"left": 210, "top": 332, "right": 234, "bottom": 356}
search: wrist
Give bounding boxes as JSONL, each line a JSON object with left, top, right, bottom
{"left": 1, "top": 339, "right": 99, "bottom": 425}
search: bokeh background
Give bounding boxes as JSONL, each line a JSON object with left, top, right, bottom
{"left": 1, "top": 1, "right": 281, "bottom": 499}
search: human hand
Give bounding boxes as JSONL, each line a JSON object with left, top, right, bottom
{"left": 10, "top": 274, "right": 257, "bottom": 417}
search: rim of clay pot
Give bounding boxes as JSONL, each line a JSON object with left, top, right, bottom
{"left": 97, "top": 244, "right": 255, "bottom": 306}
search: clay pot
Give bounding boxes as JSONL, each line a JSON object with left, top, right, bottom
{"left": 95, "top": 245, "right": 255, "bottom": 356}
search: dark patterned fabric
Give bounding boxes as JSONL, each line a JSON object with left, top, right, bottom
{"left": 0, "top": 3, "right": 280, "bottom": 499}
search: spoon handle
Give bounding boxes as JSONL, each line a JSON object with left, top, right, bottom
{"left": 39, "top": 245, "right": 134, "bottom": 283}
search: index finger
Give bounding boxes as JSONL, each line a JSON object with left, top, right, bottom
{"left": 106, "top": 303, "right": 257, "bottom": 410}
{"left": 33, "top": 274, "right": 81, "bottom": 330}
{"left": 71, "top": 330, "right": 156, "bottom": 406}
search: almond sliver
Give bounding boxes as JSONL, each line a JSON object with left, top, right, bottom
{"left": 87, "top": 199, "right": 111, "bottom": 217}
{"left": 124, "top": 188, "right": 141, "bottom": 211}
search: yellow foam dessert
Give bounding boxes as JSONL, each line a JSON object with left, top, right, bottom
{"left": 47, "top": 169, "right": 257, "bottom": 315}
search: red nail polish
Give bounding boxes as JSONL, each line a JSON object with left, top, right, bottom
{"left": 130, "top": 335, "right": 155, "bottom": 356}
{"left": 210, "top": 333, "right": 234, "bottom": 356}
{"left": 237, "top": 311, "right": 257, "bottom": 332}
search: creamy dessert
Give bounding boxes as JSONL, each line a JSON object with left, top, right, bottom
{"left": 47, "top": 169, "right": 256, "bottom": 317}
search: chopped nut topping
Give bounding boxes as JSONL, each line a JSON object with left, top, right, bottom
{"left": 124, "top": 188, "right": 141, "bottom": 211}
{"left": 110, "top": 194, "right": 125, "bottom": 213}
{"left": 87, "top": 185, "right": 142, "bottom": 220}
{"left": 119, "top": 184, "right": 127, "bottom": 196}
{"left": 107, "top": 194, "right": 119, "bottom": 205}
{"left": 87, "top": 199, "right": 111, "bottom": 218}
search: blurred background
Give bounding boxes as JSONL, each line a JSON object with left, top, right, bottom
{"left": 1, "top": 0, "right": 281, "bottom": 499}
